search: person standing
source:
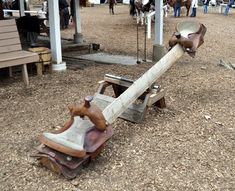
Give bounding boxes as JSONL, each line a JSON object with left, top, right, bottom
{"left": 203, "top": 0, "right": 210, "bottom": 14}
{"left": 105, "top": 0, "right": 117, "bottom": 15}
{"left": 224, "top": 0, "right": 235, "bottom": 16}
{"left": 174, "top": 0, "right": 181, "bottom": 17}
{"left": 190, "top": 0, "right": 198, "bottom": 17}
{"left": 59, "top": 0, "right": 69, "bottom": 29}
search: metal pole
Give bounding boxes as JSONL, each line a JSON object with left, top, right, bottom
{"left": 136, "top": 24, "right": 141, "bottom": 64}
{"left": 143, "top": 22, "right": 147, "bottom": 62}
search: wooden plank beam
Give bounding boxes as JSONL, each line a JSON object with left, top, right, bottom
{"left": 94, "top": 93, "right": 146, "bottom": 123}
{"left": 102, "top": 44, "right": 184, "bottom": 124}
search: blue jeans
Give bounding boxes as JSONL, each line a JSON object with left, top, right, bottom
{"left": 224, "top": 5, "right": 230, "bottom": 15}
{"left": 203, "top": 5, "right": 208, "bottom": 14}
{"left": 174, "top": 5, "right": 181, "bottom": 17}
{"left": 224, "top": 0, "right": 235, "bottom": 15}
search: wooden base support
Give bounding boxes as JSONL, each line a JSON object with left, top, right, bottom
{"left": 22, "top": 64, "right": 29, "bottom": 86}
{"left": 33, "top": 143, "right": 106, "bottom": 179}
{"left": 93, "top": 74, "right": 166, "bottom": 123}
{"left": 36, "top": 62, "right": 52, "bottom": 76}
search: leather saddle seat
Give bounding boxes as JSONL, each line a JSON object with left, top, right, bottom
{"left": 176, "top": 20, "right": 201, "bottom": 38}
{"left": 39, "top": 116, "right": 113, "bottom": 158}
{"left": 169, "top": 21, "right": 207, "bottom": 57}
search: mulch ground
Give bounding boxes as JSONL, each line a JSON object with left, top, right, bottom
{"left": 0, "top": 4, "right": 234, "bottom": 191}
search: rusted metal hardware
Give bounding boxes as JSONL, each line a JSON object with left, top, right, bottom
{"left": 169, "top": 21, "right": 207, "bottom": 57}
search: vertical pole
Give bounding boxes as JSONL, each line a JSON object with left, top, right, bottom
{"left": 19, "top": 0, "right": 25, "bottom": 17}
{"left": 74, "top": 0, "right": 83, "bottom": 43}
{"left": 152, "top": 0, "right": 165, "bottom": 62}
{"left": 147, "top": 14, "right": 151, "bottom": 39}
{"left": 48, "top": 0, "right": 66, "bottom": 71}
{"left": 154, "top": 0, "right": 163, "bottom": 45}
{"left": 143, "top": 22, "right": 147, "bottom": 62}
{"left": 136, "top": 24, "right": 141, "bottom": 64}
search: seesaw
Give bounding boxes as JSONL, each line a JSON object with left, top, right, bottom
{"left": 32, "top": 21, "right": 206, "bottom": 179}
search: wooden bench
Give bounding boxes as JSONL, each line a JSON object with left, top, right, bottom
{"left": 0, "top": 19, "right": 39, "bottom": 86}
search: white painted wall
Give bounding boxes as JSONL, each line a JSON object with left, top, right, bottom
{"left": 123, "top": 0, "right": 130, "bottom": 4}
{"left": 89, "top": 0, "right": 101, "bottom": 4}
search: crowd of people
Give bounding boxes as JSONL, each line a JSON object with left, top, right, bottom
{"left": 173, "top": 0, "right": 235, "bottom": 17}
{"left": 1, "top": 0, "right": 234, "bottom": 28}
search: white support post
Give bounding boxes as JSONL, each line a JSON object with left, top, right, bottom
{"left": 147, "top": 11, "right": 155, "bottom": 39}
{"left": 74, "top": 0, "right": 83, "bottom": 43}
{"left": 48, "top": 0, "right": 66, "bottom": 71}
{"left": 154, "top": 0, "right": 163, "bottom": 45}
{"left": 152, "top": 0, "right": 165, "bottom": 62}
{"left": 19, "top": 0, "right": 25, "bottom": 17}
{"left": 147, "top": 16, "right": 151, "bottom": 39}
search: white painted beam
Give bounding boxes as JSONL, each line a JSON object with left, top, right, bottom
{"left": 147, "top": 11, "right": 155, "bottom": 39}
{"left": 3, "top": 9, "right": 46, "bottom": 14}
{"left": 48, "top": 0, "right": 66, "bottom": 71}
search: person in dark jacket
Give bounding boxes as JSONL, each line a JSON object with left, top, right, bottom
{"left": 105, "top": 0, "right": 117, "bottom": 15}
{"left": 59, "top": 0, "right": 69, "bottom": 29}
